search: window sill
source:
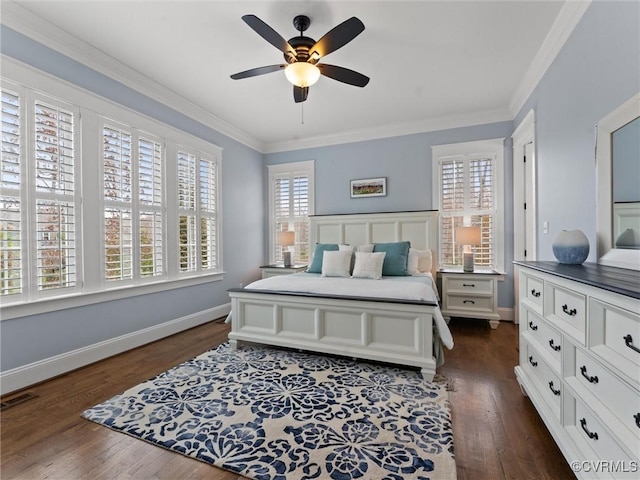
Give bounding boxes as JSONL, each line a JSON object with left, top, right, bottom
{"left": 0, "top": 272, "right": 225, "bottom": 321}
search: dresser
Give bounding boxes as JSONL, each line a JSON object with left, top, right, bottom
{"left": 514, "top": 261, "right": 639, "bottom": 479}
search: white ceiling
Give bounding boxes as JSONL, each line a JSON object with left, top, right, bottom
{"left": 5, "top": 0, "right": 571, "bottom": 152}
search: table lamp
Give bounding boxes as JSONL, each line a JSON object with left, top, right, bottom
{"left": 456, "top": 226, "right": 481, "bottom": 272}
{"left": 278, "top": 231, "right": 295, "bottom": 267}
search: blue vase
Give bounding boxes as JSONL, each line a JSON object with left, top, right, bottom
{"left": 552, "top": 229, "right": 589, "bottom": 264}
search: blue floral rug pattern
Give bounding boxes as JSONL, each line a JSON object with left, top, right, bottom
{"left": 82, "top": 343, "right": 456, "bottom": 479}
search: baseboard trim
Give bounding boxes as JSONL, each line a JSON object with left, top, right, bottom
{"left": 0, "top": 303, "right": 230, "bottom": 396}
{"left": 499, "top": 307, "right": 515, "bottom": 322}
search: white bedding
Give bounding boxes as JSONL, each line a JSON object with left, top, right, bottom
{"left": 243, "top": 273, "right": 453, "bottom": 350}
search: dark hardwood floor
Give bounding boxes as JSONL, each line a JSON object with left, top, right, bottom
{"left": 1, "top": 317, "right": 575, "bottom": 479}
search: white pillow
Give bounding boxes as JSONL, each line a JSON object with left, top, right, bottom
{"left": 408, "top": 248, "right": 433, "bottom": 275}
{"left": 338, "top": 244, "right": 374, "bottom": 253}
{"left": 352, "top": 252, "right": 386, "bottom": 280}
{"left": 321, "top": 251, "right": 352, "bottom": 277}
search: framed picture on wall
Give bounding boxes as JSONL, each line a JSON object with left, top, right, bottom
{"left": 350, "top": 177, "right": 387, "bottom": 198}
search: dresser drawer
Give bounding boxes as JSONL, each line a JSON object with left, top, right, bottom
{"left": 524, "top": 341, "right": 562, "bottom": 421}
{"left": 523, "top": 272, "right": 544, "bottom": 313}
{"left": 565, "top": 394, "right": 637, "bottom": 478}
{"left": 571, "top": 347, "right": 640, "bottom": 444}
{"left": 546, "top": 283, "right": 587, "bottom": 344}
{"left": 446, "top": 277, "right": 493, "bottom": 294}
{"left": 523, "top": 308, "right": 562, "bottom": 373}
{"left": 589, "top": 299, "right": 640, "bottom": 388}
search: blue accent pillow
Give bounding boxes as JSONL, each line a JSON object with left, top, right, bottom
{"left": 373, "top": 241, "right": 411, "bottom": 276}
{"left": 307, "top": 243, "right": 339, "bottom": 273}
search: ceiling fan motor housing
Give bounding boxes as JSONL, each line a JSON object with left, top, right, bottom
{"left": 287, "top": 36, "right": 316, "bottom": 63}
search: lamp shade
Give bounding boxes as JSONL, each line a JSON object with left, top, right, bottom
{"left": 455, "top": 226, "right": 481, "bottom": 246}
{"left": 284, "top": 62, "right": 321, "bottom": 87}
{"left": 277, "top": 231, "right": 295, "bottom": 247}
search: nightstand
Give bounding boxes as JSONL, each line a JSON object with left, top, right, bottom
{"left": 260, "top": 264, "right": 308, "bottom": 278}
{"left": 439, "top": 268, "right": 503, "bottom": 329}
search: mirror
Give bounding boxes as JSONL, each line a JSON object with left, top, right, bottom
{"left": 596, "top": 93, "right": 640, "bottom": 270}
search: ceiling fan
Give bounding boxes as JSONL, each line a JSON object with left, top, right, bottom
{"left": 230, "top": 14, "right": 369, "bottom": 103}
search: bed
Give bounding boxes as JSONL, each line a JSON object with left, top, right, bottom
{"left": 227, "top": 210, "right": 451, "bottom": 381}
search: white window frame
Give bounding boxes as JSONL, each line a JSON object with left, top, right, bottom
{"left": 432, "top": 138, "right": 505, "bottom": 272}
{"left": 268, "top": 160, "right": 315, "bottom": 264}
{"left": 1, "top": 57, "right": 223, "bottom": 320}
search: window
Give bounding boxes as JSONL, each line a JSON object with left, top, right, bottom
{"left": 1, "top": 63, "right": 223, "bottom": 314}
{"left": 177, "top": 149, "right": 219, "bottom": 273}
{"left": 268, "top": 160, "right": 314, "bottom": 264}
{"left": 102, "top": 122, "right": 164, "bottom": 282}
{"left": 1, "top": 84, "right": 80, "bottom": 301}
{"left": 432, "top": 139, "right": 504, "bottom": 271}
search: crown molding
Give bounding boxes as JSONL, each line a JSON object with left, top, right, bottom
{"left": 509, "top": 0, "right": 591, "bottom": 116}
{"left": 263, "top": 108, "right": 513, "bottom": 154}
{"left": 1, "top": 2, "right": 265, "bottom": 153}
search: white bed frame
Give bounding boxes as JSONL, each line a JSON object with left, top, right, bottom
{"left": 228, "top": 210, "right": 441, "bottom": 380}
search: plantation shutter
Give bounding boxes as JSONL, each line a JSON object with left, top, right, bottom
{"left": 439, "top": 154, "right": 495, "bottom": 269}
{"left": 272, "top": 172, "right": 311, "bottom": 263}
{"left": 199, "top": 156, "right": 217, "bottom": 270}
{"left": 103, "top": 125, "right": 133, "bottom": 281}
{"left": 1, "top": 88, "right": 23, "bottom": 296}
{"left": 178, "top": 151, "right": 197, "bottom": 272}
{"left": 34, "top": 100, "right": 77, "bottom": 290}
{"left": 138, "top": 137, "right": 163, "bottom": 277}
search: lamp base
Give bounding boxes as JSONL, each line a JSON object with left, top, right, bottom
{"left": 463, "top": 252, "right": 474, "bottom": 272}
{"left": 283, "top": 251, "right": 292, "bottom": 267}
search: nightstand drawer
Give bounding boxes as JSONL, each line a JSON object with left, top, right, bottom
{"left": 446, "top": 294, "right": 493, "bottom": 313}
{"left": 446, "top": 277, "right": 493, "bottom": 294}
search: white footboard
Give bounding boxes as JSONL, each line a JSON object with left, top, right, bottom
{"left": 228, "top": 289, "right": 437, "bottom": 381}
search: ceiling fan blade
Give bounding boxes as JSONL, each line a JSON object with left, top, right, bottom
{"left": 242, "top": 14, "right": 296, "bottom": 60}
{"left": 318, "top": 64, "right": 369, "bottom": 87}
{"left": 294, "top": 86, "right": 309, "bottom": 103}
{"left": 310, "top": 17, "right": 365, "bottom": 59}
{"left": 230, "top": 64, "right": 286, "bottom": 80}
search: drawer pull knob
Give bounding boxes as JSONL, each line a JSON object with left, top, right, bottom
{"left": 580, "top": 418, "right": 599, "bottom": 440}
{"left": 463, "top": 283, "right": 475, "bottom": 287}
{"left": 463, "top": 300, "right": 475, "bottom": 304}
{"left": 548, "top": 339, "right": 561, "bottom": 352}
{"left": 530, "top": 289, "right": 541, "bottom": 298}
{"left": 529, "top": 321, "right": 538, "bottom": 331}
{"left": 580, "top": 365, "right": 599, "bottom": 384}
{"left": 548, "top": 381, "right": 561, "bottom": 396}
{"left": 562, "top": 304, "right": 577, "bottom": 316}
{"left": 624, "top": 334, "right": 640, "bottom": 354}
{"left": 528, "top": 356, "right": 538, "bottom": 367}
{"left": 634, "top": 413, "right": 640, "bottom": 429}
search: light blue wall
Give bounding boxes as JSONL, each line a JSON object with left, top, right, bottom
{"left": 514, "top": 0, "right": 640, "bottom": 260}
{"left": 265, "top": 122, "right": 516, "bottom": 308}
{"left": 0, "top": 27, "right": 265, "bottom": 372}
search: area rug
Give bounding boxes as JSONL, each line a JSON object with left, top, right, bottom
{"left": 82, "top": 342, "right": 456, "bottom": 480}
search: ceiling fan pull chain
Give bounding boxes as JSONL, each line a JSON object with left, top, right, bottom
{"left": 301, "top": 102, "right": 304, "bottom": 125}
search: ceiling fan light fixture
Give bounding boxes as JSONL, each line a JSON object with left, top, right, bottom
{"left": 284, "top": 62, "right": 321, "bottom": 87}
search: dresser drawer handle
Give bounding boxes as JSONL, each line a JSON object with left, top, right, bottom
{"left": 548, "top": 381, "right": 561, "bottom": 396}
{"left": 463, "top": 300, "right": 475, "bottom": 304}
{"left": 530, "top": 289, "right": 541, "bottom": 298}
{"left": 548, "top": 339, "right": 561, "bottom": 352}
{"left": 528, "top": 356, "right": 538, "bottom": 367}
{"left": 634, "top": 413, "right": 640, "bottom": 429}
{"left": 580, "top": 418, "right": 599, "bottom": 440}
{"left": 580, "top": 365, "right": 598, "bottom": 384}
{"left": 463, "top": 283, "right": 475, "bottom": 287}
{"left": 562, "top": 304, "right": 577, "bottom": 316}
{"left": 624, "top": 334, "right": 640, "bottom": 354}
{"left": 528, "top": 321, "right": 538, "bottom": 331}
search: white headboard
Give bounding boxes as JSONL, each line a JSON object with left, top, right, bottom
{"left": 309, "top": 210, "right": 439, "bottom": 274}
